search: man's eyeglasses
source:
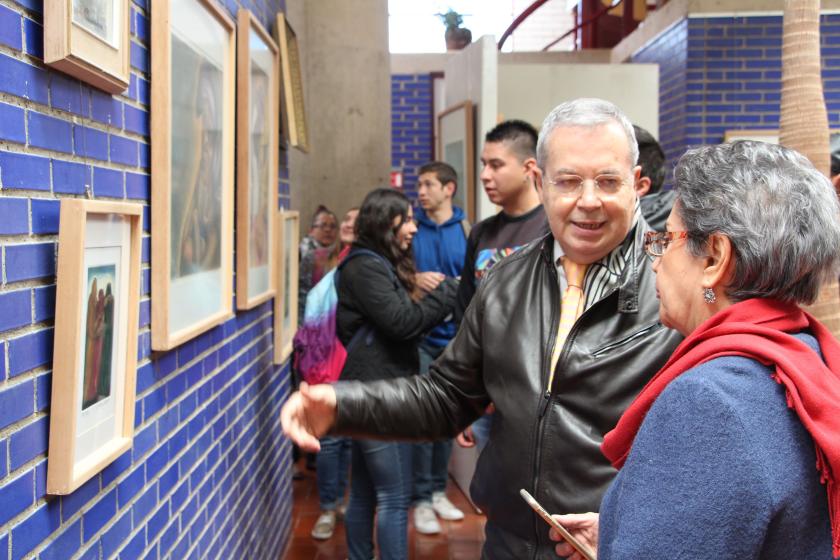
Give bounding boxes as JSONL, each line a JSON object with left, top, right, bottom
{"left": 644, "top": 231, "right": 688, "bottom": 257}
{"left": 313, "top": 223, "right": 337, "bottom": 231}
{"left": 545, "top": 174, "right": 627, "bottom": 196}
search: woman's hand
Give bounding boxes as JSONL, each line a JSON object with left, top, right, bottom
{"left": 416, "top": 271, "right": 446, "bottom": 293}
{"left": 280, "top": 382, "right": 337, "bottom": 452}
{"left": 550, "top": 512, "right": 599, "bottom": 559}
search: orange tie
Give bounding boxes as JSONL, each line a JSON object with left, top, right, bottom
{"left": 548, "top": 259, "right": 588, "bottom": 384}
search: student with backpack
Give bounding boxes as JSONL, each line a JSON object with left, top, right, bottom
{"left": 335, "top": 188, "right": 457, "bottom": 560}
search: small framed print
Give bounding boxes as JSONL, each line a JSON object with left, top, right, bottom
{"left": 438, "top": 101, "right": 476, "bottom": 222}
{"left": 274, "top": 210, "right": 300, "bottom": 364}
{"left": 723, "top": 129, "right": 779, "bottom": 144}
{"left": 44, "top": 0, "right": 131, "bottom": 93}
{"left": 274, "top": 12, "right": 308, "bottom": 152}
{"left": 236, "top": 10, "right": 279, "bottom": 310}
{"left": 47, "top": 199, "right": 142, "bottom": 495}
{"left": 151, "top": 0, "right": 236, "bottom": 351}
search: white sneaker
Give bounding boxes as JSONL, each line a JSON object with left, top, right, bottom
{"left": 311, "top": 510, "right": 336, "bottom": 540}
{"left": 432, "top": 492, "right": 464, "bottom": 521}
{"left": 413, "top": 503, "right": 441, "bottom": 534}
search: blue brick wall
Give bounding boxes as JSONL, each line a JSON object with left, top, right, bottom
{"left": 633, "top": 13, "right": 840, "bottom": 187}
{"left": 0, "top": 1, "right": 294, "bottom": 559}
{"left": 391, "top": 73, "right": 434, "bottom": 202}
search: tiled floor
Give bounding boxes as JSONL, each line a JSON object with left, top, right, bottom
{"left": 282, "top": 462, "right": 486, "bottom": 559}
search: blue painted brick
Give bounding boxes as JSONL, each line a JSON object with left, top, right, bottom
{"left": 53, "top": 159, "right": 90, "bottom": 195}
{"left": 34, "top": 285, "right": 56, "bottom": 323}
{"left": 166, "top": 371, "right": 186, "bottom": 400}
{"left": 83, "top": 488, "right": 117, "bottom": 541}
{"left": 0, "top": 438, "right": 6, "bottom": 478}
{"left": 90, "top": 91, "right": 123, "bottom": 128}
{"left": 77, "top": 543, "right": 99, "bottom": 560}
{"left": 148, "top": 505, "right": 170, "bottom": 541}
{"left": 35, "top": 372, "right": 50, "bottom": 411}
{"left": 133, "top": 424, "right": 157, "bottom": 459}
{"left": 136, "top": 361, "right": 155, "bottom": 393}
{"left": 11, "top": 501, "right": 60, "bottom": 560}
{"left": 31, "top": 198, "right": 60, "bottom": 234}
{"left": 147, "top": 445, "right": 169, "bottom": 478}
{"left": 0, "top": 151, "right": 50, "bottom": 191}
{"left": 101, "top": 510, "right": 132, "bottom": 558}
{"left": 24, "top": 17, "right": 42, "bottom": 58}
{"left": 110, "top": 135, "right": 138, "bottom": 166}
{"left": 7, "top": 328, "right": 53, "bottom": 376}
{"left": 120, "top": 527, "right": 147, "bottom": 559}
{"left": 74, "top": 126, "right": 109, "bottom": 161}
{"left": 158, "top": 407, "right": 179, "bottom": 438}
{"left": 0, "top": 198, "right": 28, "bottom": 234}
{"left": 40, "top": 520, "right": 81, "bottom": 560}
{"left": 10, "top": 415, "right": 48, "bottom": 469}
{"left": 12, "top": 0, "right": 41, "bottom": 13}
{"left": 0, "top": 103, "right": 25, "bottom": 144}
{"left": 61, "top": 477, "right": 100, "bottom": 522}
{"left": 0, "top": 470, "right": 33, "bottom": 526}
{"left": 0, "top": 4, "right": 22, "bottom": 49}
{"left": 139, "top": 142, "right": 150, "bottom": 169}
{"left": 51, "top": 74, "right": 88, "bottom": 116}
{"left": 160, "top": 523, "right": 179, "bottom": 556}
{"left": 28, "top": 112, "right": 73, "bottom": 154}
{"left": 5, "top": 242, "right": 55, "bottom": 284}
{"left": 130, "top": 42, "right": 148, "bottom": 73}
{"left": 125, "top": 105, "right": 149, "bottom": 136}
{"left": 35, "top": 458, "right": 47, "bottom": 499}
{"left": 0, "top": 379, "right": 32, "bottom": 429}
{"left": 137, "top": 77, "right": 150, "bottom": 105}
{"left": 93, "top": 167, "right": 124, "bottom": 197}
{"left": 139, "top": 299, "right": 150, "bottom": 327}
{"left": 117, "top": 466, "right": 144, "bottom": 508}
{"left": 101, "top": 449, "right": 132, "bottom": 486}
{"left": 133, "top": 481, "right": 158, "bottom": 522}
{"left": 0, "top": 289, "right": 30, "bottom": 332}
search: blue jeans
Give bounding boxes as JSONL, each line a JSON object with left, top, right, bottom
{"left": 316, "top": 435, "right": 351, "bottom": 510}
{"left": 413, "top": 343, "right": 454, "bottom": 504}
{"left": 346, "top": 439, "right": 412, "bottom": 560}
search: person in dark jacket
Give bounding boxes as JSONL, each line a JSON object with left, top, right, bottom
{"left": 634, "top": 124, "right": 674, "bottom": 232}
{"left": 336, "top": 188, "right": 457, "bottom": 560}
{"left": 552, "top": 141, "right": 840, "bottom": 560}
{"left": 281, "top": 99, "right": 683, "bottom": 559}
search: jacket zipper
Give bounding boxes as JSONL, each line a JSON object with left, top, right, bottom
{"left": 590, "top": 322, "right": 659, "bottom": 357}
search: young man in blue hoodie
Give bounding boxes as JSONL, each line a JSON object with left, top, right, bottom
{"left": 410, "top": 161, "right": 469, "bottom": 534}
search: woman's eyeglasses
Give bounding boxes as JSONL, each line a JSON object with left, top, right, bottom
{"left": 644, "top": 231, "right": 688, "bottom": 257}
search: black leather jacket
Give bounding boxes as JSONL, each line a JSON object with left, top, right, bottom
{"left": 333, "top": 223, "right": 683, "bottom": 559}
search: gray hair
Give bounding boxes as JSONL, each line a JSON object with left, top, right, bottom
{"left": 536, "top": 98, "right": 639, "bottom": 172}
{"left": 675, "top": 141, "right": 840, "bottom": 305}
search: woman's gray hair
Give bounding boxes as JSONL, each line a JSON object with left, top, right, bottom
{"left": 536, "top": 98, "right": 639, "bottom": 172}
{"left": 675, "top": 141, "right": 840, "bottom": 305}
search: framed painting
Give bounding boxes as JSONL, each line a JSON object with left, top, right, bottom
{"left": 274, "top": 12, "right": 309, "bottom": 152}
{"left": 274, "top": 210, "right": 300, "bottom": 364}
{"left": 47, "top": 199, "right": 142, "bottom": 494}
{"left": 151, "top": 0, "right": 235, "bottom": 351}
{"left": 724, "top": 129, "right": 779, "bottom": 144}
{"left": 236, "top": 10, "right": 279, "bottom": 310}
{"left": 438, "top": 101, "right": 476, "bottom": 222}
{"left": 44, "top": 0, "right": 131, "bottom": 93}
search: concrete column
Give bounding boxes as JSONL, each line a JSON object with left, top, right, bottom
{"left": 285, "top": 0, "right": 391, "bottom": 232}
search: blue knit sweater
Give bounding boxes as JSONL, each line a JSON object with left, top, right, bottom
{"left": 598, "top": 332, "right": 832, "bottom": 560}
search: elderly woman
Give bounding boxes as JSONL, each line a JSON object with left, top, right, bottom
{"left": 552, "top": 141, "right": 840, "bottom": 560}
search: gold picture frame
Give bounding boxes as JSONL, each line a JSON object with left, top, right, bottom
{"left": 44, "top": 0, "right": 131, "bottom": 93}
{"left": 47, "top": 199, "right": 142, "bottom": 494}
{"left": 438, "top": 101, "right": 476, "bottom": 222}
{"left": 274, "top": 210, "right": 300, "bottom": 364}
{"left": 274, "top": 12, "right": 308, "bottom": 152}
{"left": 236, "top": 10, "right": 279, "bottom": 310}
{"left": 151, "top": 0, "right": 235, "bottom": 351}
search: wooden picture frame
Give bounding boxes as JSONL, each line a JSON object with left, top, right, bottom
{"left": 723, "top": 129, "right": 779, "bottom": 144}
{"left": 236, "top": 10, "right": 279, "bottom": 310}
{"left": 151, "top": 0, "right": 235, "bottom": 351}
{"left": 44, "top": 0, "right": 131, "bottom": 93}
{"left": 274, "top": 210, "right": 300, "bottom": 364}
{"left": 274, "top": 12, "right": 309, "bottom": 152}
{"left": 437, "top": 101, "right": 476, "bottom": 222}
{"left": 47, "top": 199, "right": 142, "bottom": 494}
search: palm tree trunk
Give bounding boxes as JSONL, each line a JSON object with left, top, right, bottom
{"left": 779, "top": 0, "right": 840, "bottom": 336}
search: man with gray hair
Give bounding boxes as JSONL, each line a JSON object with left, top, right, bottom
{"left": 281, "top": 98, "right": 683, "bottom": 559}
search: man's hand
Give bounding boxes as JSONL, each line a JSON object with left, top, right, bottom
{"left": 416, "top": 271, "right": 446, "bottom": 293}
{"left": 280, "top": 382, "right": 338, "bottom": 452}
{"left": 456, "top": 425, "right": 476, "bottom": 448}
{"left": 550, "top": 512, "right": 599, "bottom": 559}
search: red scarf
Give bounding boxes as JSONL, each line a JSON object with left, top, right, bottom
{"left": 601, "top": 298, "right": 840, "bottom": 558}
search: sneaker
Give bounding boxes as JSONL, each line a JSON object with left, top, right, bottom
{"left": 432, "top": 492, "right": 464, "bottom": 521}
{"left": 413, "top": 503, "right": 441, "bottom": 535}
{"left": 311, "top": 510, "right": 336, "bottom": 540}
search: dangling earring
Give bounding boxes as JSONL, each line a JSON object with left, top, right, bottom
{"left": 703, "top": 287, "right": 716, "bottom": 304}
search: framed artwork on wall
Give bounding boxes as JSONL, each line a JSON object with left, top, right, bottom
{"left": 437, "top": 101, "right": 476, "bottom": 222}
{"left": 274, "top": 210, "right": 300, "bottom": 364}
{"left": 724, "top": 129, "right": 779, "bottom": 144}
{"left": 44, "top": 0, "right": 131, "bottom": 93}
{"left": 274, "top": 12, "right": 309, "bottom": 152}
{"left": 236, "top": 10, "right": 279, "bottom": 310}
{"left": 47, "top": 199, "right": 142, "bottom": 495}
{"left": 151, "top": 0, "right": 235, "bottom": 351}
